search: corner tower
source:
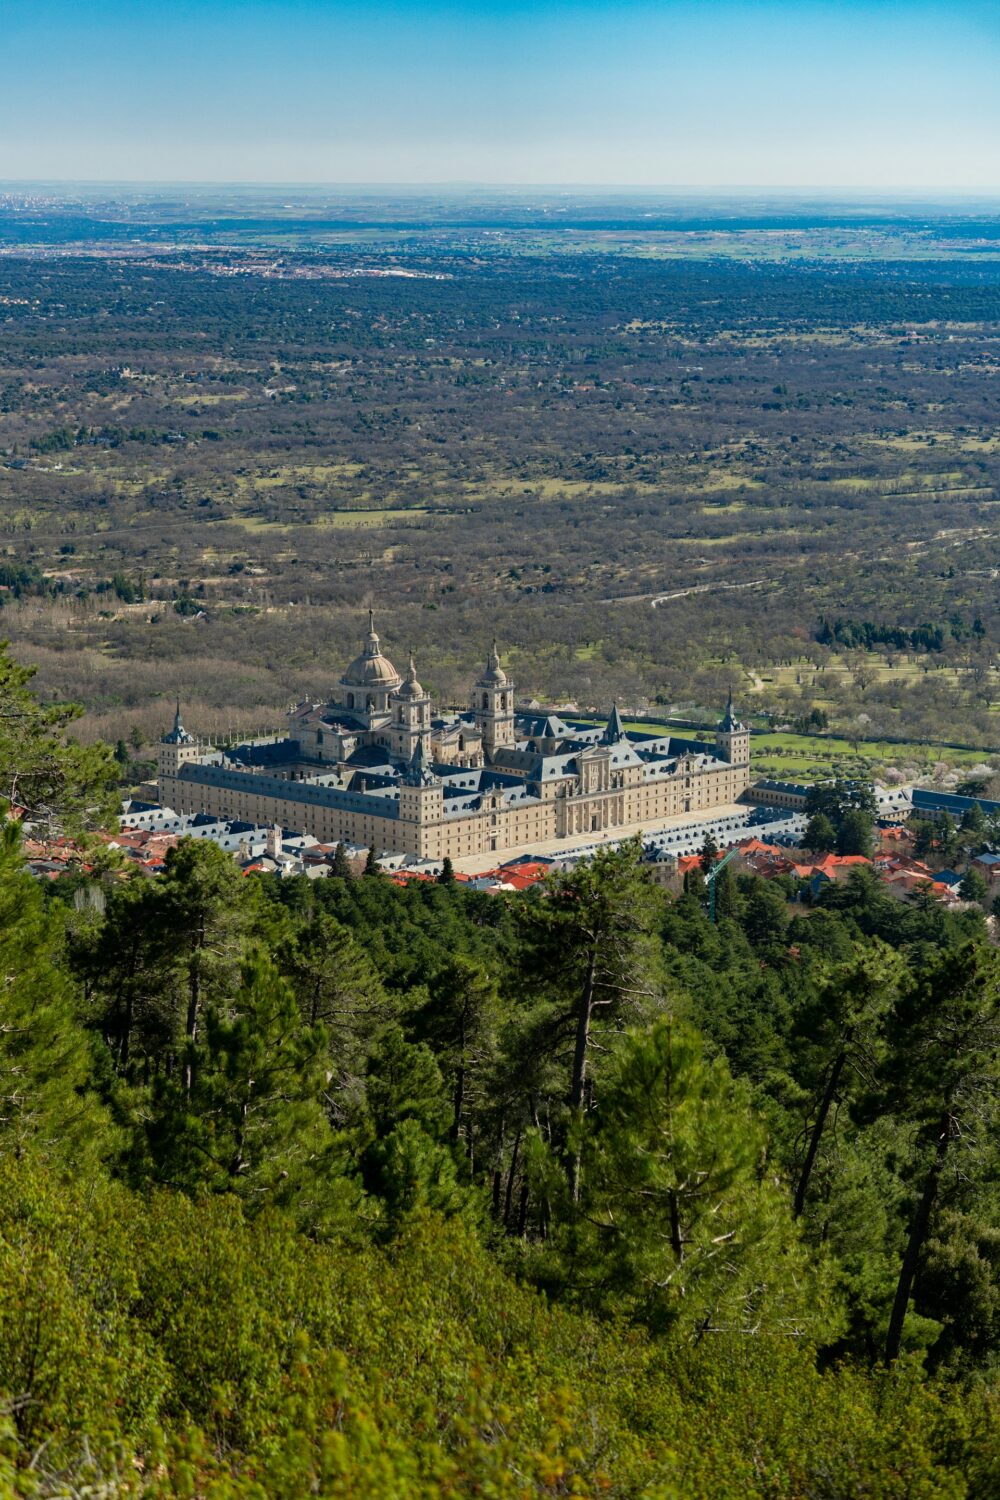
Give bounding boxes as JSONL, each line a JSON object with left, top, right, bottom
{"left": 473, "top": 642, "right": 515, "bottom": 761}
{"left": 157, "top": 702, "right": 201, "bottom": 780}
{"left": 398, "top": 738, "right": 443, "bottom": 855}
{"left": 715, "top": 692, "right": 750, "bottom": 773}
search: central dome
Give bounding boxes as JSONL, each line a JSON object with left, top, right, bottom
{"left": 341, "top": 611, "right": 401, "bottom": 690}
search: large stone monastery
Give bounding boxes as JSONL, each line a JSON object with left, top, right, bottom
{"left": 157, "top": 612, "right": 751, "bottom": 862}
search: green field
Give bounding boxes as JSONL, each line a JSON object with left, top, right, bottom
{"left": 613, "top": 720, "right": 990, "bottom": 782}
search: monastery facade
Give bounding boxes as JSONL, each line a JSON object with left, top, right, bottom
{"left": 157, "top": 612, "right": 751, "bottom": 861}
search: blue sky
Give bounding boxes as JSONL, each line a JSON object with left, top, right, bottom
{"left": 1, "top": 0, "right": 998, "bottom": 188}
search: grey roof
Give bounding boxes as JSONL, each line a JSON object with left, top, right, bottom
{"left": 402, "top": 737, "right": 437, "bottom": 787}
{"left": 518, "top": 713, "right": 573, "bottom": 742}
{"left": 177, "top": 761, "right": 401, "bottom": 819}
{"left": 718, "top": 692, "right": 747, "bottom": 734}
{"left": 602, "top": 704, "right": 627, "bottom": 744}
{"left": 163, "top": 701, "right": 195, "bottom": 746}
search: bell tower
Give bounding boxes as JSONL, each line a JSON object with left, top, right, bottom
{"left": 473, "top": 642, "right": 515, "bottom": 760}
{"left": 390, "top": 654, "right": 432, "bottom": 762}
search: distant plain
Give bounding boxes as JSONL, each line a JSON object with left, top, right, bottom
{"left": 1, "top": 190, "right": 998, "bottom": 765}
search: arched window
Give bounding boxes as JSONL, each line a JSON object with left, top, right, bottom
{"left": 482, "top": 693, "right": 489, "bottom": 710}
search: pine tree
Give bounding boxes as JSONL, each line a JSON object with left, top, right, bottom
{"left": 548, "top": 1018, "right": 832, "bottom": 1340}
{"left": 517, "top": 838, "right": 661, "bottom": 1200}
{"left": 713, "top": 863, "right": 741, "bottom": 921}
{"left": 804, "top": 812, "right": 837, "bottom": 853}
{"left": 77, "top": 877, "right": 172, "bottom": 1074}
{"left": 367, "top": 1117, "right": 472, "bottom": 1238}
{"left": 157, "top": 839, "right": 254, "bottom": 1089}
{"left": 959, "top": 868, "right": 988, "bottom": 903}
{"left": 741, "top": 881, "right": 789, "bottom": 951}
{"left": 281, "top": 909, "right": 386, "bottom": 1092}
{"left": 960, "top": 802, "right": 987, "bottom": 844}
{"left": 791, "top": 943, "right": 902, "bottom": 1217}
{"left": 330, "top": 841, "right": 353, "bottom": 879}
{"left": 364, "top": 844, "right": 381, "bottom": 877}
{"left": 0, "top": 641, "right": 118, "bottom": 830}
{"left": 411, "top": 956, "right": 501, "bottom": 1148}
{"left": 837, "top": 809, "right": 874, "bottom": 858}
{"left": 0, "top": 820, "right": 115, "bottom": 1168}
{"left": 363, "top": 1024, "right": 451, "bottom": 1141}
{"left": 146, "top": 952, "right": 334, "bottom": 1210}
{"left": 882, "top": 944, "right": 1000, "bottom": 1362}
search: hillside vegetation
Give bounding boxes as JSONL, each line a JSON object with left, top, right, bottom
{"left": 1, "top": 651, "right": 1000, "bottom": 1495}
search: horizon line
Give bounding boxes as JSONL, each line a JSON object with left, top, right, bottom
{"left": 3, "top": 180, "right": 1000, "bottom": 199}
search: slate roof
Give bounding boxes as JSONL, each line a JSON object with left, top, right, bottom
{"left": 162, "top": 702, "right": 195, "bottom": 745}
{"left": 602, "top": 704, "right": 627, "bottom": 744}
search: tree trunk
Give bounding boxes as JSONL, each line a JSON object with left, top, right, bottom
{"left": 884, "top": 1111, "right": 951, "bottom": 1364}
{"left": 451, "top": 1064, "right": 465, "bottom": 1144}
{"left": 451, "top": 1010, "right": 467, "bottom": 1143}
{"left": 668, "top": 1188, "right": 683, "bottom": 1263}
{"left": 570, "top": 949, "right": 598, "bottom": 1113}
{"left": 182, "top": 970, "right": 200, "bottom": 1093}
{"left": 182, "top": 915, "right": 205, "bottom": 1092}
{"left": 503, "top": 1128, "right": 521, "bottom": 1227}
{"left": 568, "top": 948, "right": 598, "bottom": 1202}
{"left": 229, "top": 1097, "right": 250, "bottom": 1180}
{"left": 793, "top": 1046, "right": 847, "bottom": 1218}
{"left": 119, "top": 988, "right": 134, "bottom": 1073}
{"left": 492, "top": 1116, "right": 505, "bottom": 1215}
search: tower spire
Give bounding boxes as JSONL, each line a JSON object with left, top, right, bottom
{"left": 719, "top": 689, "right": 741, "bottom": 733}
{"left": 163, "top": 697, "right": 194, "bottom": 745}
{"left": 602, "top": 701, "right": 627, "bottom": 744}
{"left": 403, "top": 735, "right": 435, "bottom": 785}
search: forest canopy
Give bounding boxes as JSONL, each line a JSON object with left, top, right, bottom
{"left": 1, "top": 646, "right": 1000, "bottom": 1495}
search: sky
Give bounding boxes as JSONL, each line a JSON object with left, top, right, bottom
{"left": 1, "top": 0, "right": 999, "bottom": 189}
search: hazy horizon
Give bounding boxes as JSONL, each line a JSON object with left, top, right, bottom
{"left": 2, "top": 1, "right": 999, "bottom": 190}
{"left": 4, "top": 183, "right": 1000, "bottom": 199}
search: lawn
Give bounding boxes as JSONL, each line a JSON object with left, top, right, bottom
{"left": 611, "top": 720, "right": 989, "bottom": 783}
